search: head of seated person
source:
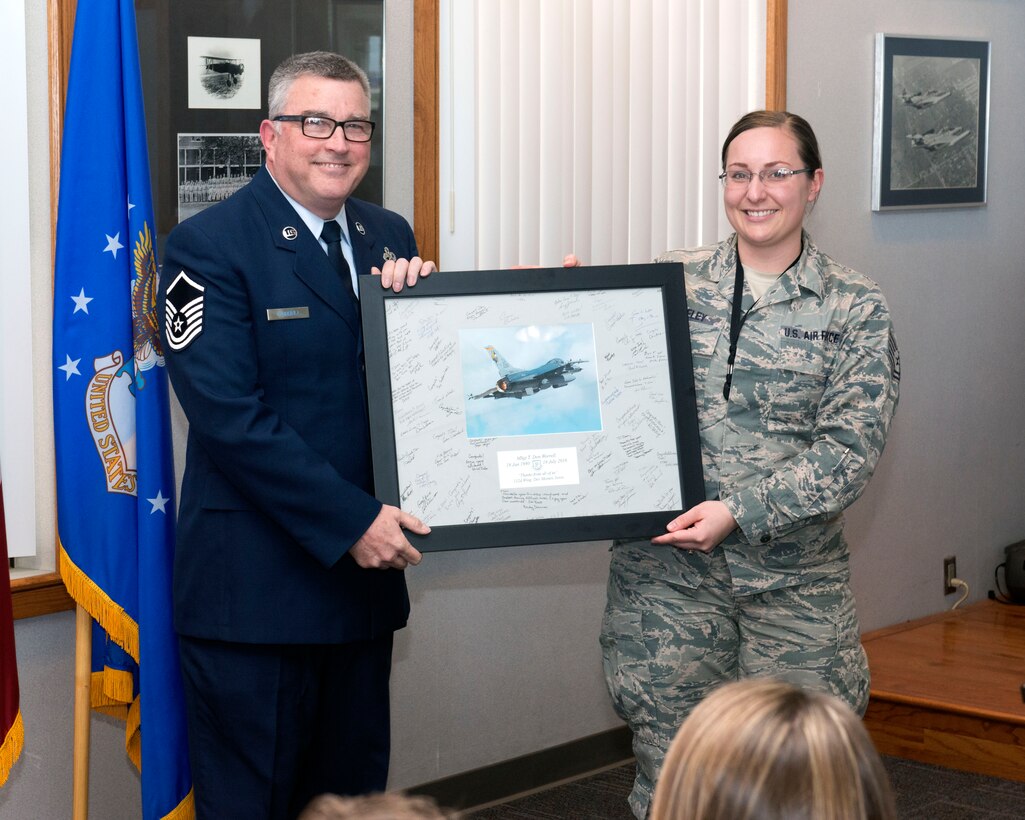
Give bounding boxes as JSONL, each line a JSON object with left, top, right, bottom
{"left": 298, "top": 792, "right": 453, "bottom": 820}
{"left": 650, "top": 678, "right": 897, "bottom": 820}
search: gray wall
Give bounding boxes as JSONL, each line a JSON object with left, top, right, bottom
{"left": 788, "top": 0, "right": 1025, "bottom": 630}
{"left": 1, "top": 614, "right": 141, "bottom": 818}
{"left": 8, "top": 0, "right": 1025, "bottom": 815}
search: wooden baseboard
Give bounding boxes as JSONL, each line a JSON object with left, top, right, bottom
{"left": 407, "top": 726, "right": 633, "bottom": 810}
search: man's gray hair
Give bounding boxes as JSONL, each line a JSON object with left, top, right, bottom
{"left": 267, "top": 52, "right": 370, "bottom": 119}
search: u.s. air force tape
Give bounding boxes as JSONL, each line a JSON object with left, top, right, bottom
{"left": 165, "top": 271, "right": 205, "bottom": 351}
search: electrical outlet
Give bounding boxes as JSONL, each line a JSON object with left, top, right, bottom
{"left": 944, "top": 556, "right": 957, "bottom": 595}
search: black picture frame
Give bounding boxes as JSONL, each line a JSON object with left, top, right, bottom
{"left": 360, "top": 264, "right": 706, "bottom": 552}
{"left": 872, "top": 34, "right": 990, "bottom": 210}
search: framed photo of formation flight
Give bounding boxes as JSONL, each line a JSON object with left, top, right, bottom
{"left": 360, "top": 264, "right": 706, "bottom": 551}
{"left": 872, "top": 34, "right": 990, "bottom": 210}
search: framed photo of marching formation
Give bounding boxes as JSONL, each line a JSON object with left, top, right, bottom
{"left": 872, "top": 34, "right": 990, "bottom": 210}
{"left": 360, "top": 264, "right": 706, "bottom": 552}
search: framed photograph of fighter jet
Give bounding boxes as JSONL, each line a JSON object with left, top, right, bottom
{"left": 360, "top": 264, "right": 706, "bottom": 552}
{"left": 872, "top": 34, "right": 990, "bottom": 210}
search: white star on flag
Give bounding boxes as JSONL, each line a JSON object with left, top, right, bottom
{"left": 58, "top": 355, "right": 82, "bottom": 380}
{"left": 71, "top": 288, "right": 94, "bottom": 314}
{"left": 127, "top": 196, "right": 135, "bottom": 213}
{"left": 147, "top": 490, "right": 170, "bottom": 514}
{"left": 103, "top": 232, "right": 124, "bottom": 259}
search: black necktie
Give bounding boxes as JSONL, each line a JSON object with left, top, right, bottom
{"left": 320, "top": 219, "right": 357, "bottom": 302}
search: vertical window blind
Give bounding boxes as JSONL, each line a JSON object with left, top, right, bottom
{"left": 440, "top": 0, "right": 766, "bottom": 270}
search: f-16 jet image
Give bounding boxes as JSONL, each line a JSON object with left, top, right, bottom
{"left": 469, "top": 345, "right": 586, "bottom": 400}
{"left": 906, "top": 126, "right": 971, "bottom": 152}
{"left": 899, "top": 88, "right": 952, "bottom": 109}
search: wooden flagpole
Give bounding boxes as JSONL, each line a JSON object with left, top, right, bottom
{"left": 49, "top": 0, "right": 90, "bottom": 810}
{"left": 73, "top": 604, "right": 91, "bottom": 820}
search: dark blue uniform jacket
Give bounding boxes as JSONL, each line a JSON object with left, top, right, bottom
{"left": 159, "top": 167, "right": 415, "bottom": 644}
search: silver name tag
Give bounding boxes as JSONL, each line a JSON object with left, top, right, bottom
{"left": 266, "top": 306, "right": 310, "bottom": 321}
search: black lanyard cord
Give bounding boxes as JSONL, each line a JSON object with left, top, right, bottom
{"left": 722, "top": 250, "right": 802, "bottom": 401}
{"left": 722, "top": 258, "right": 749, "bottom": 401}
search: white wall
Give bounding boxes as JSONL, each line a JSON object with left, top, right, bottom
{"left": 788, "top": 0, "right": 1025, "bottom": 629}
{"left": 1, "top": 0, "right": 55, "bottom": 569}
{"left": 0, "top": 0, "right": 38, "bottom": 561}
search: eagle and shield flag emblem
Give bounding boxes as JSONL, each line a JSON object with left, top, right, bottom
{"left": 51, "top": 0, "right": 193, "bottom": 817}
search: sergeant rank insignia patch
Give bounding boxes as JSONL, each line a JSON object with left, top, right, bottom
{"left": 165, "top": 270, "right": 206, "bottom": 351}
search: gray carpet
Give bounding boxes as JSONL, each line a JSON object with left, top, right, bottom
{"left": 467, "top": 757, "right": 1025, "bottom": 819}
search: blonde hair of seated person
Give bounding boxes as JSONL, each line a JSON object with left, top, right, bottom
{"left": 298, "top": 792, "right": 455, "bottom": 820}
{"left": 650, "top": 679, "right": 897, "bottom": 820}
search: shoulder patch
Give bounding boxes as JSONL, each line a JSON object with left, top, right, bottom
{"left": 165, "top": 270, "right": 206, "bottom": 351}
{"left": 887, "top": 330, "right": 901, "bottom": 382}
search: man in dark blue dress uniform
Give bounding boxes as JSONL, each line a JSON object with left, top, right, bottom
{"left": 159, "top": 51, "right": 433, "bottom": 819}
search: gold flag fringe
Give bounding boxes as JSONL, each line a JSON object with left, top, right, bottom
{"left": 0, "top": 711, "right": 24, "bottom": 787}
{"left": 87, "top": 673, "right": 141, "bottom": 768}
{"left": 89, "top": 670, "right": 132, "bottom": 721}
{"left": 59, "top": 543, "right": 140, "bottom": 662}
{"left": 99, "top": 665, "right": 134, "bottom": 704}
{"left": 165, "top": 788, "right": 196, "bottom": 820}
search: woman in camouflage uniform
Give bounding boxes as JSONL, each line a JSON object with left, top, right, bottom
{"left": 600, "top": 111, "right": 900, "bottom": 819}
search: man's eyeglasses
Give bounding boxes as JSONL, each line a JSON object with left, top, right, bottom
{"left": 718, "top": 168, "right": 812, "bottom": 188}
{"left": 273, "top": 115, "right": 376, "bottom": 142}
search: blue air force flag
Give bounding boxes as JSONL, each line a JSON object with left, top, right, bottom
{"left": 52, "top": 0, "right": 193, "bottom": 817}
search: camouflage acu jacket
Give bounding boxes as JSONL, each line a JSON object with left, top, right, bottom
{"left": 654, "top": 232, "right": 900, "bottom": 593}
